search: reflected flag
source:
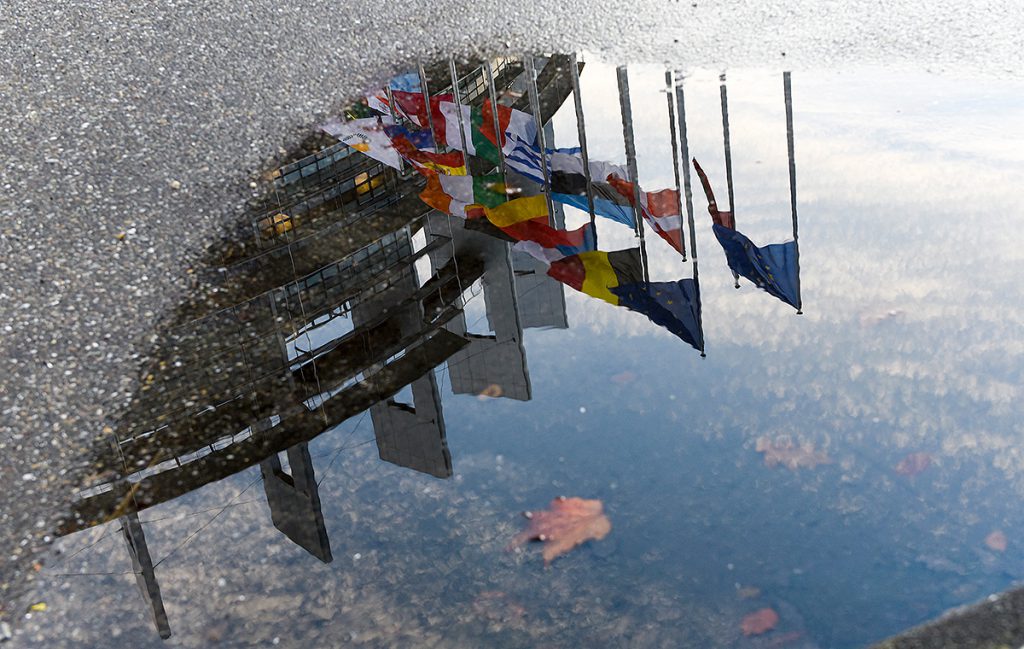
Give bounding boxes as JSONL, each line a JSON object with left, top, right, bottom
{"left": 693, "top": 158, "right": 800, "bottom": 310}
{"left": 712, "top": 225, "right": 800, "bottom": 309}
{"left": 611, "top": 279, "right": 703, "bottom": 351}
{"left": 606, "top": 175, "right": 684, "bottom": 254}
{"left": 437, "top": 99, "right": 538, "bottom": 166}
{"left": 390, "top": 90, "right": 455, "bottom": 141}
{"left": 467, "top": 194, "right": 598, "bottom": 261}
{"left": 504, "top": 139, "right": 636, "bottom": 228}
{"left": 419, "top": 172, "right": 507, "bottom": 218}
{"left": 546, "top": 249, "right": 644, "bottom": 306}
{"left": 547, "top": 249, "right": 703, "bottom": 349}
{"left": 320, "top": 116, "right": 403, "bottom": 170}
{"left": 386, "top": 125, "right": 466, "bottom": 175}
{"left": 500, "top": 220, "right": 596, "bottom": 260}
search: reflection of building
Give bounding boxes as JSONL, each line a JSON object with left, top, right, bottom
{"left": 59, "top": 54, "right": 577, "bottom": 640}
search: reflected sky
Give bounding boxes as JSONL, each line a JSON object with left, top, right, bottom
{"left": 13, "top": 54, "right": 1024, "bottom": 649}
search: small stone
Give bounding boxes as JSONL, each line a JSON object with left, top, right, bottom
{"left": 169, "top": 180, "right": 182, "bottom": 190}
{"left": 21, "top": 473, "right": 36, "bottom": 482}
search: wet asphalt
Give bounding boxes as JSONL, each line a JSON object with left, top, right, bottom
{"left": 0, "top": 0, "right": 1021, "bottom": 637}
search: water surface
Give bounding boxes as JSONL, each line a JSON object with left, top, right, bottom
{"left": 12, "top": 54, "right": 1024, "bottom": 648}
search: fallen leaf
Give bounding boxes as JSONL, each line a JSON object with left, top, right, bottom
{"left": 895, "top": 452, "right": 932, "bottom": 476}
{"left": 741, "top": 607, "right": 779, "bottom": 636}
{"left": 756, "top": 436, "right": 831, "bottom": 471}
{"left": 737, "top": 586, "right": 762, "bottom": 600}
{"left": 986, "top": 530, "right": 1008, "bottom": 552}
{"left": 508, "top": 496, "right": 611, "bottom": 565}
{"left": 29, "top": 602, "right": 47, "bottom": 613}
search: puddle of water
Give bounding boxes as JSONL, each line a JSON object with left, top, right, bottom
{"left": 11, "top": 54, "right": 1024, "bottom": 648}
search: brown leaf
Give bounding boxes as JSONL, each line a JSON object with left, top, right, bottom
{"left": 741, "top": 607, "right": 779, "bottom": 636}
{"left": 895, "top": 452, "right": 932, "bottom": 476}
{"left": 756, "top": 436, "right": 831, "bottom": 471}
{"left": 986, "top": 530, "right": 1008, "bottom": 552}
{"left": 508, "top": 496, "right": 611, "bottom": 565}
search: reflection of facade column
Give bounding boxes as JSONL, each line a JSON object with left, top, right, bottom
{"left": 351, "top": 238, "right": 453, "bottom": 479}
{"left": 511, "top": 250, "right": 568, "bottom": 330}
{"left": 121, "top": 512, "right": 171, "bottom": 639}
{"left": 260, "top": 442, "right": 332, "bottom": 563}
{"left": 370, "top": 371, "right": 452, "bottom": 478}
{"left": 445, "top": 234, "right": 532, "bottom": 401}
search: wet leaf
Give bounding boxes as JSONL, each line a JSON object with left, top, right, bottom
{"left": 755, "top": 436, "right": 831, "bottom": 471}
{"left": 741, "top": 607, "right": 779, "bottom": 636}
{"left": 895, "top": 452, "right": 932, "bottom": 476}
{"left": 737, "top": 586, "right": 762, "bottom": 600}
{"left": 508, "top": 496, "right": 611, "bottom": 565}
{"left": 986, "top": 530, "right": 1008, "bottom": 552}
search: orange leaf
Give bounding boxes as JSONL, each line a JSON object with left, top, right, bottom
{"left": 741, "top": 608, "right": 779, "bottom": 636}
{"left": 508, "top": 497, "right": 611, "bottom": 565}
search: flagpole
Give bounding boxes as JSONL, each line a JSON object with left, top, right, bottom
{"left": 484, "top": 60, "right": 508, "bottom": 180}
{"left": 448, "top": 56, "right": 471, "bottom": 172}
{"left": 524, "top": 54, "right": 556, "bottom": 227}
{"left": 569, "top": 52, "right": 598, "bottom": 247}
{"left": 674, "top": 74, "right": 698, "bottom": 261}
{"left": 692, "top": 258, "right": 706, "bottom": 357}
{"left": 382, "top": 85, "right": 407, "bottom": 175}
{"left": 784, "top": 71, "right": 803, "bottom": 315}
{"left": 417, "top": 64, "right": 439, "bottom": 152}
{"left": 616, "top": 65, "right": 649, "bottom": 283}
{"left": 434, "top": 57, "right": 462, "bottom": 294}
{"left": 664, "top": 69, "right": 687, "bottom": 261}
{"left": 720, "top": 72, "right": 740, "bottom": 288}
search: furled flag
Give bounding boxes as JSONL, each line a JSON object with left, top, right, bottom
{"left": 606, "top": 175, "right": 684, "bottom": 253}
{"left": 691, "top": 159, "right": 734, "bottom": 229}
{"left": 692, "top": 159, "right": 801, "bottom": 310}
{"left": 419, "top": 172, "right": 507, "bottom": 218}
{"left": 319, "top": 116, "right": 403, "bottom": 170}
{"left": 504, "top": 139, "right": 637, "bottom": 228}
